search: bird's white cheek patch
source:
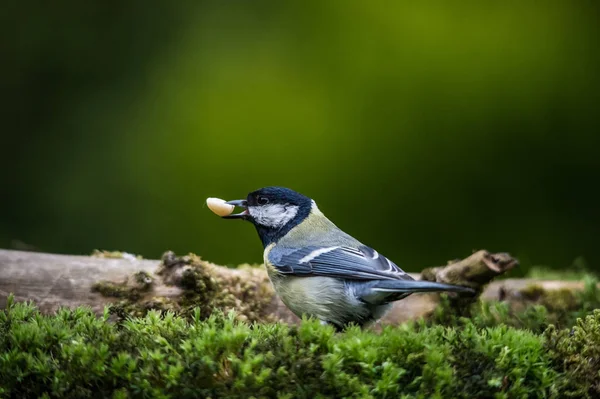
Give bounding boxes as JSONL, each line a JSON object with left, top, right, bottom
{"left": 249, "top": 204, "right": 299, "bottom": 228}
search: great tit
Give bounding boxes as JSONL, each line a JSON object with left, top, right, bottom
{"left": 222, "top": 186, "right": 473, "bottom": 330}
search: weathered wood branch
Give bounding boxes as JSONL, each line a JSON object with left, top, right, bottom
{"left": 0, "top": 248, "right": 589, "bottom": 326}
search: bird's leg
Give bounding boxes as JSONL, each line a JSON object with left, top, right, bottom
{"left": 319, "top": 319, "right": 347, "bottom": 333}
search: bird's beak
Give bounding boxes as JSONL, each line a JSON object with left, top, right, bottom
{"left": 222, "top": 199, "right": 249, "bottom": 219}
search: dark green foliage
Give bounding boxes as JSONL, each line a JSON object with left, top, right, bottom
{"left": 1, "top": 294, "right": 599, "bottom": 399}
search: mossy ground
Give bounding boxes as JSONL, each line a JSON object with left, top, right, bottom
{"left": 1, "top": 275, "right": 600, "bottom": 399}
{"left": 3, "top": 252, "right": 600, "bottom": 398}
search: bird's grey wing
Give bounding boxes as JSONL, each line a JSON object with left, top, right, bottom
{"left": 268, "top": 244, "right": 474, "bottom": 306}
{"left": 268, "top": 244, "right": 413, "bottom": 281}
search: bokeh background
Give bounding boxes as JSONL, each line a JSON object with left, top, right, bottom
{"left": 2, "top": 1, "right": 599, "bottom": 275}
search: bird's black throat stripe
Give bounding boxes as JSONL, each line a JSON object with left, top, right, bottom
{"left": 253, "top": 201, "right": 312, "bottom": 248}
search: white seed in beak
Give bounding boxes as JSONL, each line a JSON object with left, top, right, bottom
{"left": 206, "top": 197, "right": 235, "bottom": 217}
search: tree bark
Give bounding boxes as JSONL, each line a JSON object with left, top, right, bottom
{"left": 0, "top": 248, "right": 589, "bottom": 326}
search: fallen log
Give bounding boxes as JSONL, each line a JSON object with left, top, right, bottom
{"left": 0, "top": 248, "right": 589, "bottom": 326}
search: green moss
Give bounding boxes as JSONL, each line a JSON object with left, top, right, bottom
{"left": 1, "top": 295, "right": 583, "bottom": 399}
{"left": 544, "top": 309, "right": 600, "bottom": 398}
{"left": 91, "top": 270, "right": 154, "bottom": 303}
{"left": 518, "top": 283, "right": 583, "bottom": 314}
{"left": 91, "top": 249, "right": 143, "bottom": 260}
{"left": 426, "top": 276, "right": 600, "bottom": 334}
{"left": 92, "top": 251, "right": 275, "bottom": 324}
{"left": 520, "top": 284, "right": 547, "bottom": 300}
{"left": 522, "top": 276, "right": 600, "bottom": 329}
{"left": 91, "top": 281, "right": 130, "bottom": 299}
{"left": 133, "top": 270, "right": 153, "bottom": 289}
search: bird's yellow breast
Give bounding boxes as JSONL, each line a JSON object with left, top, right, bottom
{"left": 262, "top": 242, "right": 367, "bottom": 325}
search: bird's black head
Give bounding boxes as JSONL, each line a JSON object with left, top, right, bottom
{"left": 222, "top": 186, "right": 313, "bottom": 247}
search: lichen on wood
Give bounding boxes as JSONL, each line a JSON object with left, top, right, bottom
{"left": 416, "top": 250, "right": 520, "bottom": 320}
{"left": 420, "top": 250, "right": 519, "bottom": 289}
{"left": 92, "top": 251, "right": 276, "bottom": 323}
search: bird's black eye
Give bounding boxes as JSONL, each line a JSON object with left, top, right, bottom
{"left": 257, "top": 196, "right": 269, "bottom": 205}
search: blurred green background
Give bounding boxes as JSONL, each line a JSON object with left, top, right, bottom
{"left": 2, "top": 1, "right": 599, "bottom": 275}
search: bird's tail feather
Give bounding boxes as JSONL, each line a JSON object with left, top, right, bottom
{"left": 372, "top": 279, "right": 474, "bottom": 294}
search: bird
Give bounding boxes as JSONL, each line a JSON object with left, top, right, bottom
{"left": 221, "top": 186, "right": 473, "bottom": 331}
